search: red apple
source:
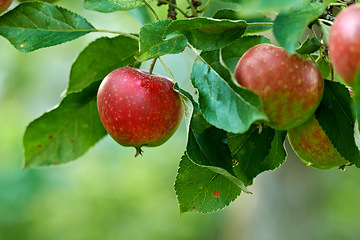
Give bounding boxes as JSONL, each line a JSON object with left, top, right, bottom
{"left": 288, "top": 115, "right": 349, "bottom": 169}
{"left": 97, "top": 67, "right": 184, "bottom": 156}
{"left": 0, "top": 0, "right": 13, "bottom": 14}
{"left": 328, "top": 4, "right": 360, "bottom": 85}
{"left": 234, "top": 43, "right": 324, "bottom": 130}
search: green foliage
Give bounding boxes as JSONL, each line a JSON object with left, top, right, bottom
{"left": 68, "top": 35, "right": 139, "bottom": 94}
{"left": 175, "top": 155, "right": 241, "bottom": 214}
{"left": 84, "top": 0, "right": 145, "bottom": 12}
{"left": 0, "top": 2, "right": 95, "bottom": 52}
{"left": 1, "top": 0, "right": 360, "bottom": 215}
{"left": 273, "top": 1, "right": 325, "bottom": 53}
{"left": 23, "top": 81, "right": 107, "bottom": 167}
{"left": 316, "top": 81, "right": 360, "bottom": 167}
{"left": 136, "top": 20, "right": 187, "bottom": 62}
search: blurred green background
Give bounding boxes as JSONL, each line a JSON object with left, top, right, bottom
{"left": 1, "top": 1, "right": 360, "bottom": 240}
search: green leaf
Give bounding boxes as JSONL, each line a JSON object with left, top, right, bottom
{"left": 315, "top": 80, "right": 360, "bottom": 167}
{"left": 175, "top": 154, "right": 241, "bottom": 214}
{"left": 84, "top": 0, "right": 144, "bottom": 12}
{"left": 186, "top": 109, "right": 249, "bottom": 193}
{"left": 227, "top": 126, "right": 287, "bottom": 186}
{"left": 319, "top": 21, "right": 331, "bottom": 45}
{"left": 273, "top": 2, "right": 325, "bottom": 53}
{"left": 135, "top": 20, "right": 187, "bottom": 62}
{"left": 212, "top": 9, "right": 273, "bottom": 33}
{"left": 221, "top": 35, "right": 271, "bottom": 72}
{"left": 0, "top": 2, "right": 95, "bottom": 52}
{"left": 212, "top": 0, "right": 306, "bottom": 13}
{"left": 296, "top": 37, "right": 321, "bottom": 55}
{"left": 316, "top": 57, "right": 331, "bottom": 79}
{"left": 23, "top": 81, "right": 107, "bottom": 167}
{"left": 163, "top": 17, "right": 247, "bottom": 51}
{"left": 190, "top": 55, "right": 268, "bottom": 134}
{"left": 173, "top": 84, "right": 195, "bottom": 134}
{"left": 67, "top": 35, "right": 139, "bottom": 94}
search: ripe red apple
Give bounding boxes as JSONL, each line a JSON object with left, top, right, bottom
{"left": 328, "top": 4, "right": 360, "bottom": 85}
{"left": 288, "top": 115, "right": 349, "bottom": 169}
{"left": 234, "top": 43, "right": 324, "bottom": 130}
{"left": 97, "top": 67, "right": 184, "bottom": 156}
{"left": 0, "top": 0, "right": 13, "bottom": 14}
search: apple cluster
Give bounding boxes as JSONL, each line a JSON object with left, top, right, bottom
{"left": 96, "top": 4, "right": 360, "bottom": 170}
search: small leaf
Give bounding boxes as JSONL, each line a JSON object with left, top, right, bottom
{"left": 175, "top": 154, "right": 241, "bottom": 214}
{"left": 227, "top": 126, "right": 287, "bottom": 186}
{"left": 0, "top": 2, "right": 95, "bottom": 52}
{"left": 135, "top": 20, "right": 187, "bottom": 62}
{"left": 221, "top": 35, "right": 271, "bottom": 72}
{"left": 296, "top": 37, "right": 321, "bottom": 55}
{"left": 190, "top": 56, "right": 268, "bottom": 134}
{"left": 163, "top": 18, "right": 247, "bottom": 51}
{"left": 273, "top": 2, "right": 325, "bottom": 53}
{"left": 319, "top": 21, "right": 331, "bottom": 45}
{"left": 67, "top": 35, "right": 139, "bottom": 94}
{"left": 173, "top": 84, "right": 195, "bottom": 134}
{"left": 23, "top": 81, "right": 107, "bottom": 167}
{"left": 213, "top": 9, "right": 273, "bottom": 33}
{"left": 84, "top": 0, "right": 144, "bottom": 12}
{"left": 316, "top": 57, "right": 331, "bottom": 79}
{"left": 316, "top": 80, "right": 360, "bottom": 167}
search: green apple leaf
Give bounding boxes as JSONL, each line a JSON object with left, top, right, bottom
{"left": 319, "top": 21, "right": 331, "bottom": 45}
{"left": 227, "top": 126, "right": 287, "bottom": 186}
{"left": 0, "top": 2, "right": 95, "bottom": 52}
{"left": 352, "top": 67, "right": 360, "bottom": 149}
{"left": 273, "top": 1, "right": 325, "bottom": 53}
{"left": 175, "top": 154, "right": 241, "bottom": 214}
{"left": 163, "top": 18, "right": 247, "bottom": 51}
{"left": 316, "top": 57, "right": 331, "bottom": 79}
{"left": 84, "top": 0, "right": 144, "bottom": 12}
{"left": 296, "top": 37, "right": 321, "bottom": 55}
{"left": 212, "top": 9, "right": 273, "bottom": 33}
{"left": 135, "top": 20, "right": 187, "bottom": 62}
{"left": 221, "top": 35, "right": 271, "bottom": 72}
{"left": 173, "top": 84, "right": 195, "bottom": 134}
{"left": 23, "top": 81, "right": 107, "bottom": 167}
{"left": 190, "top": 53, "right": 268, "bottom": 134}
{"left": 67, "top": 35, "right": 139, "bottom": 94}
{"left": 211, "top": 0, "right": 306, "bottom": 13}
{"left": 186, "top": 107, "right": 249, "bottom": 193}
{"left": 315, "top": 80, "right": 360, "bottom": 167}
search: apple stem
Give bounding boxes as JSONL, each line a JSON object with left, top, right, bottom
{"left": 134, "top": 147, "right": 144, "bottom": 157}
{"left": 159, "top": 57, "right": 177, "bottom": 83}
{"left": 149, "top": 57, "right": 158, "bottom": 75}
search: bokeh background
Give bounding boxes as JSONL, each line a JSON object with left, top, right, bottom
{"left": 1, "top": 1, "right": 360, "bottom": 239}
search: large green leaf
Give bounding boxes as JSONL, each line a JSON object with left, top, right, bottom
{"left": 273, "top": 1, "right": 325, "bottom": 53}
{"left": 163, "top": 17, "right": 247, "bottom": 51}
{"left": 0, "top": 2, "right": 95, "bottom": 52}
{"left": 221, "top": 35, "right": 271, "bottom": 72}
{"left": 175, "top": 154, "right": 241, "bottom": 214}
{"left": 212, "top": 9, "right": 273, "bottom": 33}
{"left": 23, "top": 81, "right": 107, "bottom": 167}
{"left": 84, "top": 0, "right": 144, "bottom": 12}
{"left": 186, "top": 107, "right": 249, "bottom": 193}
{"left": 135, "top": 20, "right": 187, "bottom": 62}
{"left": 227, "top": 126, "right": 287, "bottom": 186}
{"left": 315, "top": 80, "right": 360, "bottom": 167}
{"left": 190, "top": 55, "right": 268, "bottom": 134}
{"left": 67, "top": 35, "right": 139, "bottom": 94}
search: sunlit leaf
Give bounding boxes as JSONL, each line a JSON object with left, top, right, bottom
{"left": 136, "top": 20, "right": 187, "bottom": 62}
